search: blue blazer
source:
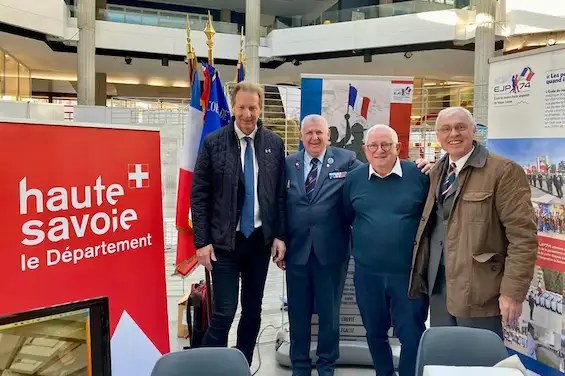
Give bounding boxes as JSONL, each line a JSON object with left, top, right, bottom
{"left": 284, "top": 146, "right": 363, "bottom": 266}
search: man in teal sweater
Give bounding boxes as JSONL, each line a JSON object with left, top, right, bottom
{"left": 343, "top": 124, "right": 429, "bottom": 376}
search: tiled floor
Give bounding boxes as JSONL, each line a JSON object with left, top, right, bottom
{"left": 164, "top": 247, "right": 377, "bottom": 375}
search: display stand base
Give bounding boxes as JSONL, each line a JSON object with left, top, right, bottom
{"left": 274, "top": 330, "right": 400, "bottom": 369}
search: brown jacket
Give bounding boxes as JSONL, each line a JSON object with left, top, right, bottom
{"left": 408, "top": 142, "right": 538, "bottom": 317}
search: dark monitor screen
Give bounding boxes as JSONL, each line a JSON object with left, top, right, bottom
{"left": 0, "top": 297, "right": 111, "bottom": 376}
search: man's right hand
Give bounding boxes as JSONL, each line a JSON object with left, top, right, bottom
{"left": 197, "top": 244, "right": 216, "bottom": 271}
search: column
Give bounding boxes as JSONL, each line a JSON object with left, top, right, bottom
{"left": 472, "top": 0, "right": 496, "bottom": 126}
{"left": 77, "top": 0, "right": 96, "bottom": 105}
{"left": 245, "top": 0, "right": 261, "bottom": 83}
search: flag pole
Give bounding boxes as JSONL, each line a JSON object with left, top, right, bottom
{"left": 235, "top": 26, "right": 245, "bottom": 82}
{"left": 185, "top": 15, "right": 197, "bottom": 87}
{"left": 203, "top": 11, "right": 215, "bottom": 320}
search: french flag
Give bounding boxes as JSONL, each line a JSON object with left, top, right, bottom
{"left": 348, "top": 85, "right": 370, "bottom": 119}
{"left": 175, "top": 64, "right": 231, "bottom": 276}
{"left": 520, "top": 67, "right": 535, "bottom": 81}
{"left": 174, "top": 69, "right": 204, "bottom": 276}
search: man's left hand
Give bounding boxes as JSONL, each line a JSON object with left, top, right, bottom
{"left": 416, "top": 158, "right": 434, "bottom": 175}
{"left": 499, "top": 295, "right": 522, "bottom": 324}
{"left": 272, "top": 238, "right": 286, "bottom": 270}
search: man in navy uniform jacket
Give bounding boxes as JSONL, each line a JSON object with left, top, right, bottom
{"left": 283, "top": 114, "right": 362, "bottom": 376}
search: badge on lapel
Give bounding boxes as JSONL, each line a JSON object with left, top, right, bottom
{"left": 327, "top": 157, "right": 334, "bottom": 168}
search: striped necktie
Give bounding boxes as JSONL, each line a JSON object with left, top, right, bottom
{"left": 442, "top": 162, "right": 457, "bottom": 197}
{"left": 305, "top": 158, "right": 319, "bottom": 200}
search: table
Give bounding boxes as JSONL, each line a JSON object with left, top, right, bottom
{"left": 424, "top": 365, "right": 526, "bottom": 376}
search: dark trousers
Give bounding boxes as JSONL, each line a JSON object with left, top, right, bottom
{"left": 201, "top": 228, "right": 271, "bottom": 365}
{"left": 430, "top": 265, "right": 503, "bottom": 340}
{"left": 355, "top": 265, "right": 429, "bottom": 376}
{"left": 286, "top": 252, "right": 348, "bottom": 376}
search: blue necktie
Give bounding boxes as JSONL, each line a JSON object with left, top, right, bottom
{"left": 241, "top": 137, "right": 255, "bottom": 237}
{"left": 305, "top": 158, "right": 319, "bottom": 201}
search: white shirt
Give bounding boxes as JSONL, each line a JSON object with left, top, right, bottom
{"left": 304, "top": 149, "right": 326, "bottom": 183}
{"left": 234, "top": 124, "right": 262, "bottom": 230}
{"left": 449, "top": 146, "right": 475, "bottom": 177}
{"left": 368, "top": 158, "right": 403, "bottom": 179}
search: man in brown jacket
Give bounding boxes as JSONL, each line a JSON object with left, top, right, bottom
{"left": 408, "top": 106, "right": 538, "bottom": 339}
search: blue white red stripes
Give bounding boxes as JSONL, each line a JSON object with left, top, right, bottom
{"left": 348, "top": 85, "right": 371, "bottom": 119}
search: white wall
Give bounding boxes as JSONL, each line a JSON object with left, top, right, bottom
{"left": 60, "top": 21, "right": 269, "bottom": 61}
{"left": 0, "top": 0, "right": 69, "bottom": 37}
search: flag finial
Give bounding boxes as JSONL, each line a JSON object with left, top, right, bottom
{"left": 185, "top": 15, "right": 198, "bottom": 86}
{"left": 185, "top": 15, "right": 195, "bottom": 61}
{"left": 204, "top": 11, "right": 216, "bottom": 65}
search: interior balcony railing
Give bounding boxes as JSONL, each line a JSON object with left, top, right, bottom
{"left": 68, "top": 1, "right": 472, "bottom": 38}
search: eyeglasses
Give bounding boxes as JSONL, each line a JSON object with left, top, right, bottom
{"left": 438, "top": 124, "right": 469, "bottom": 134}
{"left": 366, "top": 142, "right": 395, "bottom": 152}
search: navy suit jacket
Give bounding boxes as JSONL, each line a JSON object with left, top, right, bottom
{"left": 284, "top": 146, "right": 363, "bottom": 266}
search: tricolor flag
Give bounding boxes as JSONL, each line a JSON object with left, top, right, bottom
{"left": 348, "top": 85, "right": 371, "bottom": 119}
{"left": 175, "top": 64, "right": 231, "bottom": 276}
{"left": 520, "top": 67, "right": 535, "bottom": 81}
{"left": 175, "top": 69, "right": 203, "bottom": 276}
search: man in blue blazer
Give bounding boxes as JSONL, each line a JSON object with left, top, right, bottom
{"left": 283, "top": 114, "right": 362, "bottom": 376}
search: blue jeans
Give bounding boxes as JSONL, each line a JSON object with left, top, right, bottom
{"left": 354, "top": 265, "right": 429, "bottom": 376}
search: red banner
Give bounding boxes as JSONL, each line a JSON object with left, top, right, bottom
{"left": 0, "top": 121, "right": 169, "bottom": 374}
{"left": 537, "top": 235, "right": 565, "bottom": 272}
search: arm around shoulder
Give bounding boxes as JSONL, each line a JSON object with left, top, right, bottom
{"left": 348, "top": 150, "right": 364, "bottom": 171}
{"left": 496, "top": 161, "right": 538, "bottom": 301}
{"left": 191, "top": 137, "right": 213, "bottom": 249}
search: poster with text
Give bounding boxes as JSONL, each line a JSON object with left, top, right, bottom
{"left": 488, "top": 45, "right": 565, "bottom": 376}
{"left": 300, "top": 73, "right": 414, "bottom": 161}
{"left": 0, "top": 121, "right": 169, "bottom": 375}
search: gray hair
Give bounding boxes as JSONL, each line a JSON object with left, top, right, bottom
{"left": 364, "top": 124, "right": 399, "bottom": 144}
{"left": 435, "top": 106, "right": 477, "bottom": 131}
{"left": 301, "top": 114, "right": 329, "bottom": 130}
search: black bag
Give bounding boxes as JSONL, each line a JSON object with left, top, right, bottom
{"left": 185, "top": 281, "right": 210, "bottom": 348}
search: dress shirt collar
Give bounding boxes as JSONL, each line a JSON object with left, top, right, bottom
{"left": 304, "top": 149, "right": 326, "bottom": 167}
{"left": 234, "top": 122, "right": 258, "bottom": 140}
{"left": 449, "top": 146, "right": 475, "bottom": 176}
{"left": 369, "top": 158, "right": 403, "bottom": 179}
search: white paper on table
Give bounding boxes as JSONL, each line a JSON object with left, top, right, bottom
{"left": 494, "top": 355, "right": 529, "bottom": 376}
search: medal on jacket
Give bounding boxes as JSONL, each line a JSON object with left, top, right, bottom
{"left": 327, "top": 157, "right": 334, "bottom": 168}
{"left": 295, "top": 162, "right": 300, "bottom": 169}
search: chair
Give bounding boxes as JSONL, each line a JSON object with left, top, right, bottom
{"left": 150, "top": 347, "right": 251, "bottom": 376}
{"left": 415, "top": 326, "right": 509, "bottom": 376}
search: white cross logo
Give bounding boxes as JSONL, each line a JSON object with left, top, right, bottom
{"left": 128, "top": 164, "right": 149, "bottom": 188}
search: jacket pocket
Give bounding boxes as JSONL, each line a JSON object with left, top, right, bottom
{"left": 462, "top": 191, "right": 493, "bottom": 223}
{"left": 470, "top": 252, "right": 503, "bottom": 307}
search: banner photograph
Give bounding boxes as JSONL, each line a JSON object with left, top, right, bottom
{"left": 487, "top": 46, "right": 565, "bottom": 376}
{"left": 300, "top": 74, "right": 414, "bottom": 160}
